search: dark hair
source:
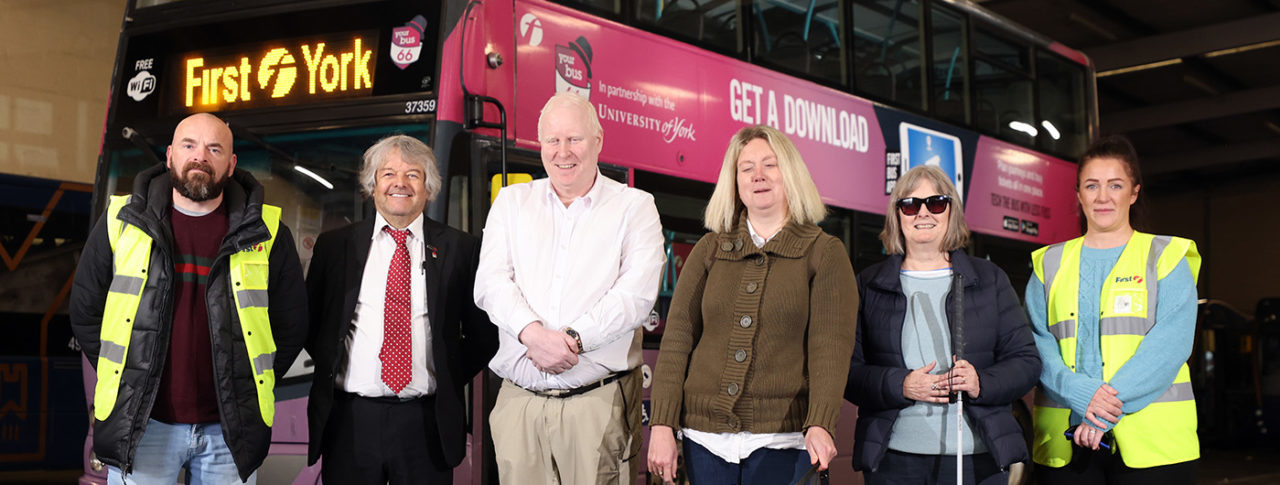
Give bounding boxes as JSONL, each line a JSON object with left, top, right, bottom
{"left": 1077, "top": 134, "right": 1146, "bottom": 231}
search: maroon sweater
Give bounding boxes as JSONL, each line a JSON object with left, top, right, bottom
{"left": 151, "top": 203, "right": 227, "bottom": 424}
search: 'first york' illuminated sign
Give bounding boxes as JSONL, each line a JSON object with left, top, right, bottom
{"left": 170, "top": 31, "right": 378, "bottom": 113}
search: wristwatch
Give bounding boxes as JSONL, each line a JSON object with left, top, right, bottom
{"left": 564, "top": 327, "right": 584, "bottom": 354}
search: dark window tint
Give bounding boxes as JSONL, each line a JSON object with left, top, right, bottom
{"left": 553, "top": 0, "right": 622, "bottom": 15}
{"left": 852, "top": 0, "right": 923, "bottom": 110}
{"left": 930, "top": 5, "right": 965, "bottom": 124}
{"left": 1037, "top": 52, "right": 1088, "bottom": 158}
{"left": 636, "top": 0, "right": 741, "bottom": 53}
{"left": 753, "top": 0, "right": 847, "bottom": 85}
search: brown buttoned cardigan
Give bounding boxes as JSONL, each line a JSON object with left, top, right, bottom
{"left": 650, "top": 217, "right": 859, "bottom": 435}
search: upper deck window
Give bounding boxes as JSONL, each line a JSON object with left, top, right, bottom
{"left": 636, "top": 0, "right": 742, "bottom": 54}
{"left": 1037, "top": 51, "right": 1088, "bottom": 158}
{"left": 929, "top": 4, "right": 966, "bottom": 125}
{"left": 751, "top": 0, "right": 847, "bottom": 86}
{"left": 556, "top": 0, "right": 623, "bottom": 16}
{"left": 972, "top": 22, "right": 1034, "bottom": 145}
{"left": 851, "top": 0, "right": 924, "bottom": 110}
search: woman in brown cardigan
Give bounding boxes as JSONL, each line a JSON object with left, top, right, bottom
{"left": 647, "top": 125, "right": 858, "bottom": 484}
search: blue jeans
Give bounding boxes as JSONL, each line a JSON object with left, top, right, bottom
{"left": 683, "top": 438, "right": 812, "bottom": 485}
{"left": 107, "top": 419, "right": 256, "bottom": 485}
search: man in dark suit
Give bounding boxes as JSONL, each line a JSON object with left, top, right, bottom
{"left": 304, "top": 135, "right": 497, "bottom": 483}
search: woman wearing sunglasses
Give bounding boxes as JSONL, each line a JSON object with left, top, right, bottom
{"left": 1028, "top": 135, "right": 1200, "bottom": 485}
{"left": 846, "top": 165, "right": 1040, "bottom": 484}
{"left": 648, "top": 125, "right": 858, "bottom": 484}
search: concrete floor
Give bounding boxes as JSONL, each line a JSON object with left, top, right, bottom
{"left": 4, "top": 447, "right": 1279, "bottom": 484}
{"left": 1196, "top": 447, "right": 1280, "bottom": 484}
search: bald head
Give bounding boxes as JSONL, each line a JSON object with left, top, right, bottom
{"left": 167, "top": 113, "right": 237, "bottom": 210}
{"left": 172, "top": 113, "right": 234, "bottom": 149}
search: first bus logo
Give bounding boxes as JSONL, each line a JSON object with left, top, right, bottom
{"left": 1115, "top": 275, "right": 1143, "bottom": 284}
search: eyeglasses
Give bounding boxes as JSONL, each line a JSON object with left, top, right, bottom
{"left": 897, "top": 195, "right": 951, "bottom": 216}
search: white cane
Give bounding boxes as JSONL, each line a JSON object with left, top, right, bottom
{"left": 956, "top": 385, "right": 963, "bottom": 485}
{"left": 951, "top": 274, "right": 966, "bottom": 485}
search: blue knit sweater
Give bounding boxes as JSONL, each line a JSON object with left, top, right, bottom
{"left": 1025, "top": 244, "right": 1197, "bottom": 432}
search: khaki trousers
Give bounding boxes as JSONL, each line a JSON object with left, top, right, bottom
{"left": 491, "top": 371, "right": 642, "bottom": 485}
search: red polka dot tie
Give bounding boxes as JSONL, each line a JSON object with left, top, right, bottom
{"left": 381, "top": 226, "right": 412, "bottom": 394}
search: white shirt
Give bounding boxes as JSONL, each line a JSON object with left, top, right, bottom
{"left": 337, "top": 212, "right": 435, "bottom": 397}
{"left": 683, "top": 219, "right": 806, "bottom": 462}
{"left": 474, "top": 173, "right": 665, "bottom": 391}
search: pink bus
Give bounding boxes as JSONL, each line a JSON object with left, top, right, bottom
{"left": 85, "top": 0, "right": 1095, "bottom": 483}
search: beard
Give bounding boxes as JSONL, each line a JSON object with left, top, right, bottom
{"left": 170, "top": 161, "right": 230, "bottom": 202}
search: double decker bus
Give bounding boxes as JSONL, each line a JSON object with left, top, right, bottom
{"left": 85, "top": 0, "right": 1094, "bottom": 483}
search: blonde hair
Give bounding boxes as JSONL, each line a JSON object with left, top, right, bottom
{"left": 880, "top": 165, "right": 970, "bottom": 255}
{"left": 537, "top": 92, "right": 603, "bottom": 140}
{"left": 704, "top": 125, "right": 826, "bottom": 233}
{"left": 360, "top": 135, "right": 442, "bottom": 202}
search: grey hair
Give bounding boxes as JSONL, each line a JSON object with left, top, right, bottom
{"left": 359, "top": 135, "right": 442, "bottom": 201}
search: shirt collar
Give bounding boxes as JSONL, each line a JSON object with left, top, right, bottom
{"left": 372, "top": 211, "right": 424, "bottom": 241}
{"left": 544, "top": 170, "right": 605, "bottom": 209}
{"left": 745, "top": 219, "right": 775, "bottom": 248}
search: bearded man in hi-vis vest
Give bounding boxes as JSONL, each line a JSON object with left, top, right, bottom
{"left": 70, "top": 113, "right": 308, "bottom": 485}
{"left": 1026, "top": 135, "right": 1201, "bottom": 485}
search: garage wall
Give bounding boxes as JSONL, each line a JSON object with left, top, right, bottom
{"left": 1147, "top": 170, "right": 1280, "bottom": 320}
{"left": 0, "top": 0, "right": 125, "bottom": 184}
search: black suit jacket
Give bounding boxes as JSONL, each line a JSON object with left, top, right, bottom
{"left": 304, "top": 216, "right": 497, "bottom": 466}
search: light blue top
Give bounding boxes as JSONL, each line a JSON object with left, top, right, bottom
{"left": 1025, "top": 244, "right": 1197, "bottom": 432}
{"left": 889, "top": 269, "right": 986, "bottom": 455}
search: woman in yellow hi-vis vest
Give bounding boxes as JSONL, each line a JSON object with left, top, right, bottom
{"left": 1027, "top": 135, "right": 1201, "bottom": 485}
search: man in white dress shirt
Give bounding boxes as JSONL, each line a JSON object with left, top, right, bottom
{"left": 474, "top": 92, "right": 665, "bottom": 484}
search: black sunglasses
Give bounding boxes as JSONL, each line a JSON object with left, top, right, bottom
{"left": 897, "top": 195, "right": 951, "bottom": 216}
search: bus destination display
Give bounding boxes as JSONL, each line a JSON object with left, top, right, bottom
{"left": 167, "top": 31, "right": 378, "bottom": 114}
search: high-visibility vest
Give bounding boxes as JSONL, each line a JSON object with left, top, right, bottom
{"left": 94, "top": 194, "right": 282, "bottom": 426}
{"left": 1030, "top": 232, "right": 1201, "bottom": 468}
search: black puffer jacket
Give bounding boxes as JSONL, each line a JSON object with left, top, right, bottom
{"left": 845, "top": 250, "right": 1040, "bottom": 471}
{"left": 70, "top": 164, "right": 308, "bottom": 481}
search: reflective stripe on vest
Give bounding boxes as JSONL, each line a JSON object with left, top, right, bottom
{"left": 1030, "top": 232, "right": 1201, "bottom": 469}
{"left": 229, "top": 203, "right": 281, "bottom": 427}
{"left": 94, "top": 195, "right": 282, "bottom": 427}
{"left": 94, "top": 195, "right": 150, "bottom": 422}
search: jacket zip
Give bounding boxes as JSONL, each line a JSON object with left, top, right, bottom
{"left": 205, "top": 213, "right": 272, "bottom": 453}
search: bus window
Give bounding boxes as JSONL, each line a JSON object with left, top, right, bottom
{"left": 751, "top": 0, "right": 847, "bottom": 86}
{"left": 852, "top": 211, "right": 889, "bottom": 272}
{"left": 972, "top": 23, "right": 1034, "bottom": 145}
{"left": 636, "top": 0, "right": 742, "bottom": 54}
{"left": 929, "top": 3, "right": 967, "bottom": 125}
{"left": 1037, "top": 51, "right": 1088, "bottom": 159}
{"left": 620, "top": 170, "right": 709, "bottom": 347}
{"left": 852, "top": 0, "right": 925, "bottom": 111}
{"left": 818, "top": 207, "right": 854, "bottom": 253}
{"left": 553, "top": 0, "right": 622, "bottom": 16}
{"left": 971, "top": 233, "right": 1038, "bottom": 302}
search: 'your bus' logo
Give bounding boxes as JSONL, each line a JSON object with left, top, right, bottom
{"left": 555, "top": 36, "right": 593, "bottom": 100}
{"left": 392, "top": 15, "right": 427, "bottom": 70}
